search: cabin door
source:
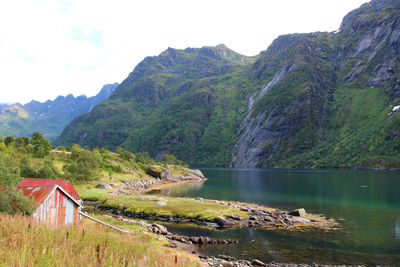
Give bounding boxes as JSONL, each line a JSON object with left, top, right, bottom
{"left": 65, "top": 199, "right": 74, "bottom": 225}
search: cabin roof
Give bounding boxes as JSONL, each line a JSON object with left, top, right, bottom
{"left": 19, "top": 184, "right": 83, "bottom": 208}
{"left": 18, "top": 178, "right": 81, "bottom": 200}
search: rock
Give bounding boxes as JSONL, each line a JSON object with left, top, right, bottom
{"left": 95, "top": 182, "right": 113, "bottom": 189}
{"left": 288, "top": 208, "right": 306, "bottom": 217}
{"left": 220, "top": 261, "right": 234, "bottom": 267}
{"left": 167, "top": 242, "right": 177, "bottom": 248}
{"left": 137, "top": 196, "right": 154, "bottom": 200}
{"left": 251, "top": 259, "right": 266, "bottom": 266}
{"left": 214, "top": 216, "right": 234, "bottom": 227}
{"left": 152, "top": 223, "right": 168, "bottom": 235}
{"left": 146, "top": 165, "right": 172, "bottom": 179}
{"left": 192, "top": 169, "right": 205, "bottom": 179}
{"left": 146, "top": 165, "right": 163, "bottom": 178}
{"left": 199, "top": 236, "right": 210, "bottom": 244}
{"left": 155, "top": 201, "right": 167, "bottom": 206}
{"left": 160, "top": 168, "right": 172, "bottom": 179}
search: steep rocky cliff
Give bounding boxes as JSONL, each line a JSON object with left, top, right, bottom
{"left": 232, "top": 0, "right": 400, "bottom": 168}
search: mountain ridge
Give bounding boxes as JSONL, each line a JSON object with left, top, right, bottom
{"left": 55, "top": 0, "right": 400, "bottom": 169}
{"left": 0, "top": 83, "right": 119, "bottom": 140}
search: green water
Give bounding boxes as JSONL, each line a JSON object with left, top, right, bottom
{"left": 159, "top": 168, "right": 400, "bottom": 265}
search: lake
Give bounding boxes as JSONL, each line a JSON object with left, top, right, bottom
{"left": 158, "top": 168, "right": 400, "bottom": 265}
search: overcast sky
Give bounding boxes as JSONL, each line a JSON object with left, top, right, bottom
{"left": 0, "top": 0, "right": 368, "bottom": 104}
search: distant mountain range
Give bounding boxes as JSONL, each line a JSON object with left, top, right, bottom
{"left": 0, "top": 83, "right": 118, "bottom": 141}
{"left": 50, "top": 0, "right": 400, "bottom": 169}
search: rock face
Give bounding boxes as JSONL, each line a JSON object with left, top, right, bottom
{"left": 56, "top": 0, "right": 400, "bottom": 169}
{"left": 231, "top": 0, "right": 400, "bottom": 168}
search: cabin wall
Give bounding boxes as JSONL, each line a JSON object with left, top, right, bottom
{"left": 32, "top": 188, "right": 79, "bottom": 226}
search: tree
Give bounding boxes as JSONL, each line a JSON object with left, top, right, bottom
{"left": 19, "top": 157, "right": 38, "bottom": 178}
{"left": 0, "top": 151, "right": 21, "bottom": 186}
{"left": 161, "top": 153, "right": 184, "bottom": 165}
{"left": 63, "top": 146, "right": 101, "bottom": 182}
{"left": 37, "top": 160, "right": 59, "bottom": 179}
{"left": 31, "top": 132, "right": 52, "bottom": 157}
{"left": 4, "top": 136, "right": 14, "bottom": 147}
{"left": 15, "top": 137, "right": 29, "bottom": 148}
{"left": 0, "top": 187, "right": 35, "bottom": 215}
{"left": 0, "top": 150, "right": 34, "bottom": 215}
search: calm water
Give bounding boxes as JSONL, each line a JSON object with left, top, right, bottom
{"left": 157, "top": 168, "right": 400, "bottom": 265}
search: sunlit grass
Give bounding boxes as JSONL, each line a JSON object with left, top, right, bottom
{"left": 0, "top": 213, "right": 201, "bottom": 266}
{"left": 78, "top": 188, "right": 248, "bottom": 221}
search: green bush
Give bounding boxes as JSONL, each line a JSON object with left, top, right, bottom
{"left": 0, "top": 151, "right": 21, "bottom": 186}
{"left": 0, "top": 188, "right": 35, "bottom": 215}
{"left": 63, "top": 145, "right": 101, "bottom": 182}
{"left": 31, "top": 132, "right": 52, "bottom": 158}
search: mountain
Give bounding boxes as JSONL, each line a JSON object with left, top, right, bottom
{"left": 0, "top": 83, "right": 118, "bottom": 141}
{"left": 55, "top": 0, "right": 400, "bottom": 169}
{"left": 0, "top": 103, "right": 13, "bottom": 109}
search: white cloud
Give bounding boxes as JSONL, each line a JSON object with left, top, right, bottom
{"left": 0, "top": 0, "right": 368, "bottom": 104}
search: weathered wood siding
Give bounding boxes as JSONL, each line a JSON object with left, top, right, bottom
{"left": 32, "top": 188, "right": 79, "bottom": 226}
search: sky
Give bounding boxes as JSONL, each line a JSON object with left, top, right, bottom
{"left": 0, "top": 0, "right": 368, "bottom": 104}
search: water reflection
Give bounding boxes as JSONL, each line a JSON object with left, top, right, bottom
{"left": 159, "top": 168, "right": 400, "bottom": 265}
{"left": 159, "top": 181, "right": 204, "bottom": 195}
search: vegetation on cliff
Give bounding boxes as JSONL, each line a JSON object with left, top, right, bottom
{"left": 54, "top": 0, "right": 400, "bottom": 169}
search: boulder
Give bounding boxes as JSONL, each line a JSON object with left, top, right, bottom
{"left": 288, "top": 208, "right": 306, "bottom": 217}
{"left": 214, "top": 216, "right": 234, "bottom": 227}
{"left": 252, "top": 259, "right": 266, "bottom": 266}
{"left": 95, "top": 182, "right": 113, "bottom": 189}
{"left": 146, "top": 165, "right": 172, "bottom": 179}
{"left": 160, "top": 168, "right": 172, "bottom": 179}
{"left": 192, "top": 169, "right": 205, "bottom": 179}
{"left": 152, "top": 223, "right": 168, "bottom": 235}
{"left": 156, "top": 201, "right": 167, "bottom": 206}
{"left": 146, "top": 165, "right": 163, "bottom": 177}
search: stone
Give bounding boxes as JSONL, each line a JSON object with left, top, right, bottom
{"left": 156, "top": 201, "right": 167, "bottom": 206}
{"left": 95, "top": 182, "right": 113, "bottom": 189}
{"left": 146, "top": 165, "right": 163, "bottom": 178}
{"left": 192, "top": 169, "right": 205, "bottom": 179}
{"left": 251, "top": 259, "right": 266, "bottom": 266}
{"left": 167, "top": 242, "right": 177, "bottom": 248}
{"left": 288, "top": 208, "right": 306, "bottom": 217}
{"left": 152, "top": 223, "right": 168, "bottom": 235}
{"left": 146, "top": 165, "right": 172, "bottom": 179}
{"left": 160, "top": 168, "right": 172, "bottom": 179}
{"left": 221, "top": 261, "right": 234, "bottom": 267}
{"left": 214, "top": 216, "right": 234, "bottom": 227}
{"left": 137, "top": 196, "right": 154, "bottom": 200}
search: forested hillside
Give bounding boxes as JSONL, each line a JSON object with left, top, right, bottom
{"left": 55, "top": 0, "right": 400, "bottom": 169}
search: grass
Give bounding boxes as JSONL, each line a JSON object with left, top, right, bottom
{"left": 0, "top": 213, "right": 201, "bottom": 267}
{"left": 78, "top": 188, "right": 248, "bottom": 221}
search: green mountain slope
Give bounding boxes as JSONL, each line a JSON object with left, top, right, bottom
{"left": 55, "top": 0, "right": 400, "bottom": 169}
{"left": 0, "top": 83, "right": 118, "bottom": 141}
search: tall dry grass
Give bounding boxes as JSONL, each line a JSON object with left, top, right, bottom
{"left": 0, "top": 213, "right": 201, "bottom": 267}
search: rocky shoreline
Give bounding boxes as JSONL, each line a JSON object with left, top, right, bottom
{"left": 96, "top": 166, "right": 207, "bottom": 195}
{"left": 110, "top": 215, "right": 238, "bottom": 246}
{"left": 86, "top": 199, "right": 337, "bottom": 232}
{"left": 200, "top": 255, "right": 365, "bottom": 267}
{"left": 108, "top": 215, "right": 349, "bottom": 267}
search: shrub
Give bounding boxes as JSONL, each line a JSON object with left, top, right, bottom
{"left": 0, "top": 188, "right": 35, "bottom": 215}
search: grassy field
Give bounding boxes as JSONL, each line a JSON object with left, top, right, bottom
{"left": 78, "top": 188, "right": 248, "bottom": 221}
{"left": 0, "top": 213, "right": 201, "bottom": 267}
